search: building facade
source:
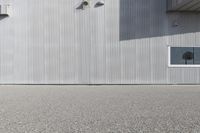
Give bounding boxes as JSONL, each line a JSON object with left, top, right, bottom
{"left": 0, "top": 0, "right": 200, "bottom": 84}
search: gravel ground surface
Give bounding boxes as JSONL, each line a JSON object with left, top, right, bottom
{"left": 0, "top": 85, "right": 200, "bottom": 133}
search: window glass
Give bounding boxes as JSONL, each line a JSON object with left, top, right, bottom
{"left": 194, "top": 48, "right": 200, "bottom": 64}
{"left": 171, "top": 47, "right": 194, "bottom": 65}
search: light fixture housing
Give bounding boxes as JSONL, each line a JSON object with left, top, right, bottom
{"left": 82, "top": 0, "right": 89, "bottom": 6}
{"left": 95, "top": 1, "right": 104, "bottom": 7}
{"left": 0, "top": 4, "right": 9, "bottom": 16}
{"left": 76, "top": 0, "right": 90, "bottom": 10}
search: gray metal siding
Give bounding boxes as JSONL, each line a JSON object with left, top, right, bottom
{"left": 0, "top": 0, "right": 200, "bottom": 84}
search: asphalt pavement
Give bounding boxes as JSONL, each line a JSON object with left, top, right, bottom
{"left": 0, "top": 85, "right": 200, "bottom": 133}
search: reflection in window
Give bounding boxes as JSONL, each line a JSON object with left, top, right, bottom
{"left": 170, "top": 47, "right": 200, "bottom": 65}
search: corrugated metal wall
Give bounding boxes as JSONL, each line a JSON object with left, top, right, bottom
{"left": 0, "top": 0, "right": 200, "bottom": 84}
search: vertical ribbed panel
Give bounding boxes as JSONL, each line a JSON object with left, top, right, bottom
{"left": 90, "top": 0, "right": 106, "bottom": 84}
{"left": 105, "top": 0, "right": 121, "bottom": 84}
{"left": 75, "top": 0, "right": 91, "bottom": 84}
{"left": 59, "top": 0, "right": 76, "bottom": 84}
{"left": 0, "top": 0, "right": 200, "bottom": 84}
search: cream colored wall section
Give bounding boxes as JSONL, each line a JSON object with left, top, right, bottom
{"left": 0, "top": 0, "right": 199, "bottom": 84}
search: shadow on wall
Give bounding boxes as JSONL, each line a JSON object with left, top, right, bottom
{"left": 120, "top": 0, "right": 200, "bottom": 41}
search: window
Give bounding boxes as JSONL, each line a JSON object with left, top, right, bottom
{"left": 168, "top": 47, "right": 200, "bottom": 67}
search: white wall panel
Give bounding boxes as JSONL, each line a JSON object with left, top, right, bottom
{"left": 0, "top": 0, "right": 200, "bottom": 84}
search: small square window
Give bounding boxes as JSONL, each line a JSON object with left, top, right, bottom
{"left": 169, "top": 47, "right": 200, "bottom": 67}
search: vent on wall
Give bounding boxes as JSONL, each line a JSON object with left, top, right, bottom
{"left": 0, "top": 5, "right": 9, "bottom": 16}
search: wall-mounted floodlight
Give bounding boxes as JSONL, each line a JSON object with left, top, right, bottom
{"left": 76, "top": 0, "right": 90, "bottom": 10}
{"left": 95, "top": 1, "right": 104, "bottom": 7}
{"left": 82, "top": 0, "right": 89, "bottom": 6}
{"left": 0, "top": 4, "right": 10, "bottom": 16}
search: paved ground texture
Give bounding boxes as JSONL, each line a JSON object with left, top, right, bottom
{"left": 0, "top": 85, "right": 200, "bottom": 133}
